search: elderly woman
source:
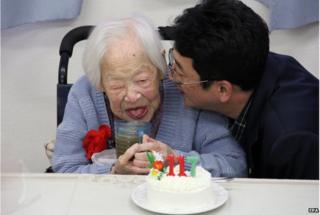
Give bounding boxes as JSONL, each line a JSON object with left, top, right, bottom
{"left": 52, "top": 15, "right": 247, "bottom": 177}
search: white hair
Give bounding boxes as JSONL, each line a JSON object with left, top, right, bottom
{"left": 83, "top": 14, "right": 166, "bottom": 89}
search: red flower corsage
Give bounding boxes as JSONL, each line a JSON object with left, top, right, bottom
{"left": 82, "top": 124, "right": 112, "bottom": 160}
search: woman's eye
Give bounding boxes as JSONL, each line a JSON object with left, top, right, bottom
{"left": 138, "top": 79, "right": 147, "bottom": 83}
{"left": 136, "top": 79, "right": 151, "bottom": 86}
{"left": 110, "top": 85, "right": 124, "bottom": 90}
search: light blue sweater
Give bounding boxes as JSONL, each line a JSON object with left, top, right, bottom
{"left": 52, "top": 76, "right": 247, "bottom": 177}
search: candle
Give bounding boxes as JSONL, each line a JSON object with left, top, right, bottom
{"left": 146, "top": 151, "right": 155, "bottom": 169}
{"left": 166, "top": 154, "right": 175, "bottom": 176}
{"left": 186, "top": 156, "right": 199, "bottom": 177}
{"left": 177, "top": 155, "right": 186, "bottom": 176}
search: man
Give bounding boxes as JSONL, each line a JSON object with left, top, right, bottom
{"left": 168, "top": 0, "right": 319, "bottom": 179}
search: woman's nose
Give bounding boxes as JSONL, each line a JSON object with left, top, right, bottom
{"left": 124, "top": 86, "right": 141, "bottom": 103}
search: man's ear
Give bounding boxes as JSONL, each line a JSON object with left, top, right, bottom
{"left": 215, "top": 80, "right": 233, "bottom": 103}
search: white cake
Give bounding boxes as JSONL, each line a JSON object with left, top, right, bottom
{"left": 146, "top": 165, "right": 215, "bottom": 209}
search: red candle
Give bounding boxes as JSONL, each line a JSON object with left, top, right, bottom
{"left": 177, "top": 155, "right": 186, "bottom": 176}
{"left": 166, "top": 154, "right": 175, "bottom": 176}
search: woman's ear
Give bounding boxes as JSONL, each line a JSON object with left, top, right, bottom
{"left": 159, "top": 49, "right": 167, "bottom": 81}
{"left": 96, "top": 79, "right": 105, "bottom": 92}
{"left": 161, "top": 49, "right": 166, "bottom": 57}
{"left": 157, "top": 68, "right": 164, "bottom": 80}
{"left": 215, "top": 80, "right": 233, "bottom": 103}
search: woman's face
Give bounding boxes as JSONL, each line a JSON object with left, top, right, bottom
{"left": 100, "top": 40, "right": 161, "bottom": 122}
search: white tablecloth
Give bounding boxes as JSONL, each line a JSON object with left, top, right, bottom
{"left": 2, "top": 173, "right": 319, "bottom": 215}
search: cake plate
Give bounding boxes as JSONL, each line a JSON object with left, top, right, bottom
{"left": 131, "top": 183, "right": 228, "bottom": 214}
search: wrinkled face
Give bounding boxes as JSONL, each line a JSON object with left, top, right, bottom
{"left": 100, "top": 38, "right": 161, "bottom": 122}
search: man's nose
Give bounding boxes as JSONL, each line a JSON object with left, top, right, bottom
{"left": 124, "top": 86, "right": 141, "bottom": 103}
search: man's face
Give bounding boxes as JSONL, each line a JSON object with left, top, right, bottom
{"left": 169, "top": 49, "right": 217, "bottom": 109}
{"left": 100, "top": 39, "right": 161, "bottom": 122}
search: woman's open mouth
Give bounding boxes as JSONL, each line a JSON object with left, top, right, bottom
{"left": 126, "top": 106, "right": 148, "bottom": 120}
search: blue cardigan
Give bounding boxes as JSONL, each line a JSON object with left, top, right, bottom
{"left": 52, "top": 76, "right": 247, "bottom": 177}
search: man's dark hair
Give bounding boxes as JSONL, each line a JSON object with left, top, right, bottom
{"left": 173, "top": 0, "right": 269, "bottom": 90}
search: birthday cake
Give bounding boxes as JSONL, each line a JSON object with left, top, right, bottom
{"left": 145, "top": 153, "right": 215, "bottom": 209}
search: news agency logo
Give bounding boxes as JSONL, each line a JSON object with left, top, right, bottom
{"left": 308, "top": 208, "right": 319, "bottom": 213}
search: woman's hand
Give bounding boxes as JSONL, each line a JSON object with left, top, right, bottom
{"left": 113, "top": 135, "right": 177, "bottom": 174}
{"left": 132, "top": 135, "right": 177, "bottom": 168}
{"left": 113, "top": 143, "right": 150, "bottom": 175}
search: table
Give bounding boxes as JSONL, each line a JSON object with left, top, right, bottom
{"left": 2, "top": 173, "right": 319, "bottom": 215}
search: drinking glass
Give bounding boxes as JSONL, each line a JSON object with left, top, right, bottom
{"left": 114, "top": 120, "right": 151, "bottom": 158}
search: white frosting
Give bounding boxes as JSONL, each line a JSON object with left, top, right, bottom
{"left": 146, "top": 166, "right": 215, "bottom": 209}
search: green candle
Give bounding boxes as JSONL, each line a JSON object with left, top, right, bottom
{"left": 146, "top": 151, "right": 155, "bottom": 168}
{"left": 186, "top": 156, "right": 199, "bottom": 177}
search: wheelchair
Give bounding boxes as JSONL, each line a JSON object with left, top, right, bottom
{"left": 45, "top": 25, "right": 174, "bottom": 172}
